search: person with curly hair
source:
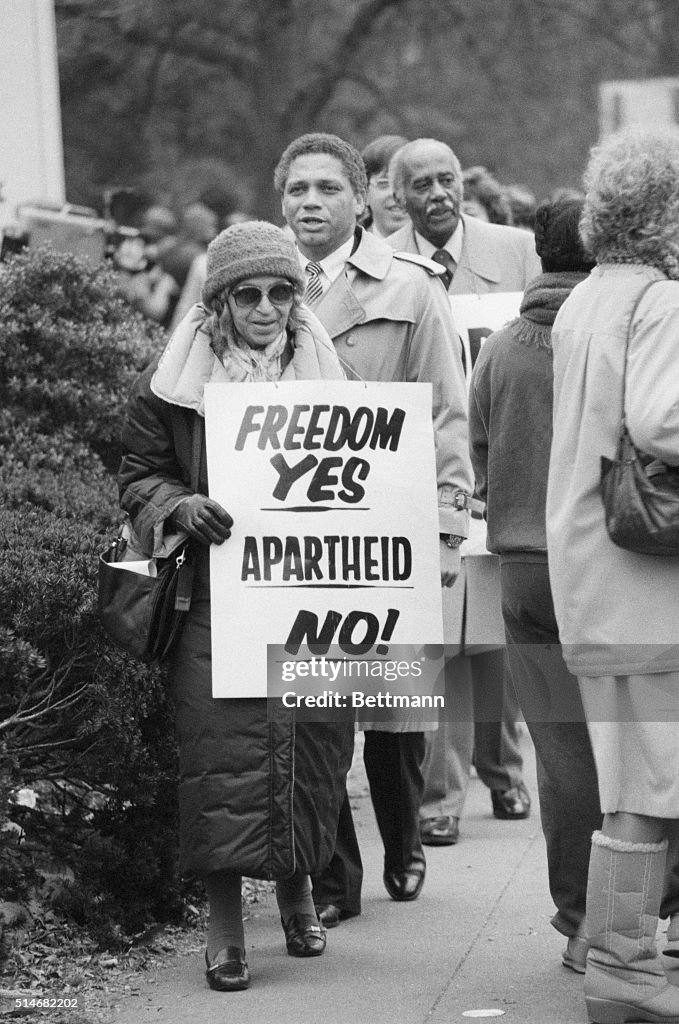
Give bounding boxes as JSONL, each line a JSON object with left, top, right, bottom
{"left": 547, "top": 128, "right": 679, "bottom": 1024}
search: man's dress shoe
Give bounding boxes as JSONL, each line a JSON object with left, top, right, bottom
{"left": 383, "top": 865, "right": 425, "bottom": 902}
{"left": 314, "top": 903, "right": 347, "bottom": 929}
{"left": 562, "top": 935, "right": 588, "bottom": 974}
{"left": 490, "top": 782, "right": 531, "bottom": 820}
{"left": 420, "top": 815, "right": 459, "bottom": 846}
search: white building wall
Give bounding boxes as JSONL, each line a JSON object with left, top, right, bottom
{"left": 599, "top": 77, "right": 679, "bottom": 138}
{"left": 0, "top": 0, "right": 65, "bottom": 228}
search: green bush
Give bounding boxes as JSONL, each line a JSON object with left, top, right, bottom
{"left": 0, "top": 246, "right": 185, "bottom": 950}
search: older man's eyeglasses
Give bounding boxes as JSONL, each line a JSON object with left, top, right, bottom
{"left": 229, "top": 283, "right": 296, "bottom": 308}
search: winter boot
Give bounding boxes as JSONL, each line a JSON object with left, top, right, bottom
{"left": 585, "top": 831, "right": 679, "bottom": 1024}
{"left": 661, "top": 834, "right": 679, "bottom": 958}
{"left": 664, "top": 916, "right": 679, "bottom": 960}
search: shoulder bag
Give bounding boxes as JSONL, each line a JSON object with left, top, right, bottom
{"left": 98, "top": 422, "right": 201, "bottom": 662}
{"left": 600, "top": 281, "right": 679, "bottom": 556}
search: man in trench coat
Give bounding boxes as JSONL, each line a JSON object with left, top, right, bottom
{"left": 387, "top": 138, "right": 541, "bottom": 845}
{"left": 274, "top": 131, "right": 474, "bottom": 924}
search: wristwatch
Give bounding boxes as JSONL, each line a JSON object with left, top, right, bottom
{"left": 441, "top": 492, "right": 483, "bottom": 548}
{"left": 440, "top": 533, "right": 465, "bottom": 549}
{"left": 453, "top": 490, "right": 485, "bottom": 515}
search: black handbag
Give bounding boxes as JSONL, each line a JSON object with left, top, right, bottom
{"left": 98, "top": 421, "right": 201, "bottom": 662}
{"left": 98, "top": 530, "right": 192, "bottom": 663}
{"left": 600, "top": 281, "right": 679, "bottom": 556}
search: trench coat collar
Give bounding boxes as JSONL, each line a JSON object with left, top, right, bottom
{"left": 346, "top": 227, "right": 393, "bottom": 280}
{"left": 387, "top": 216, "right": 503, "bottom": 289}
{"left": 312, "top": 228, "right": 393, "bottom": 337}
{"left": 455, "top": 215, "right": 503, "bottom": 287}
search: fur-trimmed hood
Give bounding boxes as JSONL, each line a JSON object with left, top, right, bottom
{"left": 151, "top": 303, "right": 344, "bottom": 414}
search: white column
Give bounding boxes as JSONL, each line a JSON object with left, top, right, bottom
{"left": 0, "top": 0, "right": 65, "bottom": 228}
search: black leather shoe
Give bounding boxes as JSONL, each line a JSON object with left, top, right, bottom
{"left": 205, "top": 947, "right": 250, "bottom": 991}
{"left": 491, "top": 783, "right": 531, "bottom": 820}
{"left": 315, "top": 903, "right": 347, "bottom": 929}
{"left": 420, "top": 815, "right": 459, "bottom": 846}
{"left": 281, "top": 912, "right": 327, "bottom": 957}
{"left": 383, "top": 865, "right": 425, "bottom": 902}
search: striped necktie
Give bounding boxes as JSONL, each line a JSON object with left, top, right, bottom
{"left": 431, "top": 249, "right": 456, "bottom": 290}
{"left": 304, "top": 261, "right": 324, "bottom": 305}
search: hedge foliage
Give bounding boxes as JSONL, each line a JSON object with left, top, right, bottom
{"left": 0, "top": 246, "right": 185, "bottom": 951}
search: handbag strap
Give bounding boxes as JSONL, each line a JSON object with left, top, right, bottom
{"left": 620, "top": 280, "right": 659, "bottom": 427}
{"left": 174, "top": 419, "right": 202, "bottom": 614}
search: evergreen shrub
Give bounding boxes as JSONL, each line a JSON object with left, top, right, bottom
{"left": 0, "top": 246, "right": 184, "bottom": 950}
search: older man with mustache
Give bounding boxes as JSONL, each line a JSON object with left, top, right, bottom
{"left": 387, "top": 138, "right": 541, "bottom": 847}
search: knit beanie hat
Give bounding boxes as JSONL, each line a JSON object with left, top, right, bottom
{"left": 534, "top": 194, "right": 596, "bottom": 273}
{"left": 202, "top": 220, "right": 304, "bottom": 304}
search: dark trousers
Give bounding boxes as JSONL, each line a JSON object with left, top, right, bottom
{"left": 311, "top": 730, "right": 426, "bottom": 914}
{"left": 310, "top": 786, "right": 363, "bottom": 916}
{"left": 500, "top": 559, "right": 603, "bottom": 937}
{"left": 421, "top": 650, "right": 524, "bottom": 818}
{"left": 502, "top": 559, "right": 679, "bottom": 931}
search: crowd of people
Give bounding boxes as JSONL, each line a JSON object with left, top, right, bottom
{"left": 116, "top": 125, "right": 679, "bottom": 1024}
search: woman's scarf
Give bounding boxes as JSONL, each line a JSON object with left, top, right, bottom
{"left": 510, "top": 270, "right": 590, "bottom": 350}
{"left": 210, "top": 316, "right": 291, "bottom": 382}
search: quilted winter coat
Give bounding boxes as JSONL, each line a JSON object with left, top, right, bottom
{"left": 118, "top": 305, "right": 354, "bottom": 878}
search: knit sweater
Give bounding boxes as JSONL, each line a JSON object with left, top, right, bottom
{"left": 468, "top": 271, "right": 589, "bottom": 559}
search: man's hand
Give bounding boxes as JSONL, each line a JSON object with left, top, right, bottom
{"left": 173, "top": 495, "right": 233, "bottom": 545}
{"left": 440, "top": 540, "right": 461, "bottom": 588}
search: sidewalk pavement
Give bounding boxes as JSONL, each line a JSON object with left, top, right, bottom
{"left": 107, "top": 729, "right": 591, "bottom": 1024}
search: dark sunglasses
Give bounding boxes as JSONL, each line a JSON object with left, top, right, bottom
{"left": 230, "top": 282, "right": 296, "bottom": 308}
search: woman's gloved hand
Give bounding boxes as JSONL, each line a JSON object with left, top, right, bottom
{"left": 172, "top": 495, "right": 234, "bottom": 545}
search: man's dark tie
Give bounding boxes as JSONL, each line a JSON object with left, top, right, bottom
{"left": 304, "top": 261, "right": 324, "bottom": 305}
{"left": 431, "top": 249, "right": 455, "bottom": 290}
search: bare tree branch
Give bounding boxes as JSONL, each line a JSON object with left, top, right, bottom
{"left": 0, "top": 665, "right": 91, "bottom": 735}
{"left": 56, "top": 0, "right": 118, "bottom": 18}
{"left": 282, "top": 0, "right": 412, "bottom": 125}
{"left": 57, "top": 1, "right": 259, "bottom": 78}
{"left": 344, "top": 71, "right": 412, "bottom": 125}
{"left": 529, "top": 0, "right": 659, "bottom": 60}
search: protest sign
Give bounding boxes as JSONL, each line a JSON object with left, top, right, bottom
{"left": 446, "top": 294, "right": 522, "bottom": 677}
{"left": 204, "top": 380, "right": 443, "bottom": 697}
{"left": 450, "top": 292, "right": 522, "bottom": 380}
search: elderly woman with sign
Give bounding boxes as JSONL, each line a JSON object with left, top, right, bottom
{"left": 118, "top": 221, "right": 354, "bottom": 992}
